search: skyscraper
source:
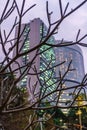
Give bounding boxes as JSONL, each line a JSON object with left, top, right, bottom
{"left": 54, "top": 41, "right": 85, "bottom": 108}
{"left": 55, "top": 41, "right": 85, "bottom": 84}
{"left": 12, "top": 18, "right": 56, "bottom": 102}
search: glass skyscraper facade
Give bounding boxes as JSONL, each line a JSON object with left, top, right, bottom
{"left": 54, "top": 41, "right": 85, "bottom": 108}
{"left": 55, "top": 41, "right": 84, "bottom": 84}
{"left": 12, "top": 18, "right": 56, "bottom": 102}
{"left": 39, "top": 22, "right": 56, "bottom": 101}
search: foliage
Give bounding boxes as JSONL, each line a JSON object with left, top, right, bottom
{"left": 68, "top": 107, "right": 87, "bottom": 127}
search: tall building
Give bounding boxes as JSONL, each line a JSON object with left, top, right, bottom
{"left": 55, "top": 41, "right": 85, "bottom": 83}
{"left": 12, "top": 18, "right": 85, "bottom": 107}
{"left": 54, "top": 40, "right": 85, "bottom": 108}
{"left": 12, "top": 18, "right": 56, "bottom": 102}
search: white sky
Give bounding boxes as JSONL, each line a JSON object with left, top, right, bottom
{"left": 0, "top": 0, "right": 87, "bottom": 72}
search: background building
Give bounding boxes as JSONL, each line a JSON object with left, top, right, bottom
{"left": 54, "top": 41, "right": 85, "bottom": 109}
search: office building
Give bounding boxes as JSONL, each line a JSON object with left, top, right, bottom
{"left": 54, "top": 41, "right": 85, "bottom": 108}
{"left": 12, "top": 18, "right": 56, "bottom": 102}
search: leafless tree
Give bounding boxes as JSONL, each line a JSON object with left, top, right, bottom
{"left": 0, "top": 0, "right": 87, "bottom": 129}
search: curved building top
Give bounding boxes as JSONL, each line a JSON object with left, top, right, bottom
{"left": 55, "top": 40, "right": 85, "bottom": 82}
{"left": 56, "top": 40, "right": 83, "bottom": 56}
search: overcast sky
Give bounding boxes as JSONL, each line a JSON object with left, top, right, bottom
{"left": 0, "top": 0, "right": 87, "bottom": 72}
